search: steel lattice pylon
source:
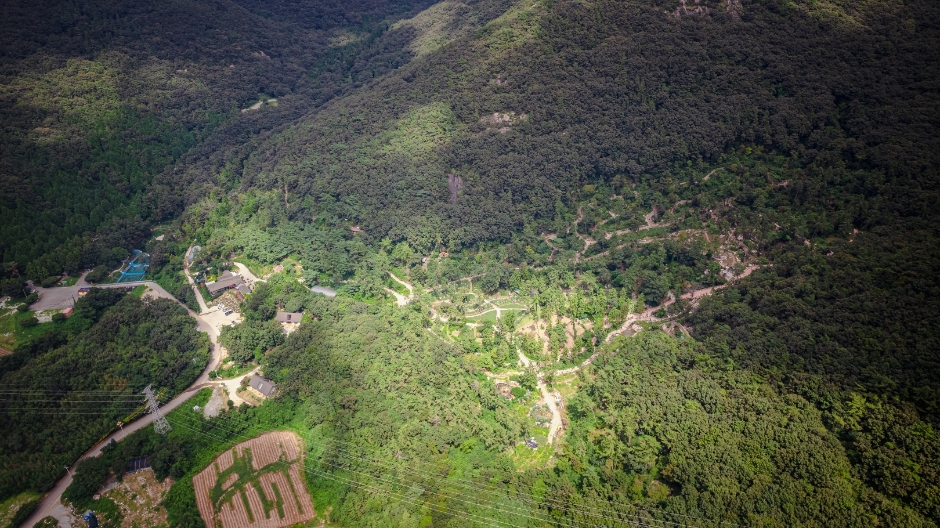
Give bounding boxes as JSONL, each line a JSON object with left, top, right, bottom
{"left": 142, "top": 384, "right": 172, "bottom": 435}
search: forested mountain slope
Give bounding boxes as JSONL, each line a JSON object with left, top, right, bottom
{"left": 2, "top": 0, "right": 940, "bottom": 526}
{"left": 211, "top": 0, "right": 940, "bottom": 247}
{"left": 0, "top": 0, "right": 445, "bottom": 278}
{"left": 173, "top": 0, "right": 940, "bottom": 409}
{"left": 157, "top": 0, "right": 940, "bottom": 524}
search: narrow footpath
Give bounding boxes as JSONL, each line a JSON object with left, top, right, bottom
{"left": 517, "top": 351, "right": 564, "bottom": 445}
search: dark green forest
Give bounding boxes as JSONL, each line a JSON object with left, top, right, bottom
{"left": 0, "top": 289, "right": 209, "bottom": 500}
{"left": 2, "top": 0, "right": 940, "bottom": 526}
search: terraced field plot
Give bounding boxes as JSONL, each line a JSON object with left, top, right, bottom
{"left": 193, "top": 431, "right": 316, "bottom": 528}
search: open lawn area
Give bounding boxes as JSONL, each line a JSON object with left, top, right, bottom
{"left": 0, "top": 307, "right": 54, "bottom": 350}
{"left": 553, "top": 374, "right": 582, "bottom": 400}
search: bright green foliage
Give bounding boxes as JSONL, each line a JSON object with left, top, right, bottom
{"left": 557, "top": 332, "right": 933, "bottom": 526}
{"left": 1, "top": 0, "right": 940, "bottom": 524}
{"left": 219, "top": 320, "right": 285, "bottom": 365}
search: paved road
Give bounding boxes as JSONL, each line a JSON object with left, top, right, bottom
{"left": 20, "top": 280, "right": 224, "bottom": 528}
{"left": 28, "top": 273, "right": 92, "bottom": 311}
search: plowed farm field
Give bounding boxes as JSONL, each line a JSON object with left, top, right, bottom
{"left": 193, "top": 431, "right": 317, "bottom": 528}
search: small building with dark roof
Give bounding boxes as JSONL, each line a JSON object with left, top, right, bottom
{"left": 275, "top": 312, "right": 303, "bottom": 324}
{"left": 126, "top": 456, "right": 149, "bottom": 473}
{"left": 205, "top": 271, "right": 245, "bottom": 296}
{"left": 248, "top": 374, "right": 277, "bottom": 398}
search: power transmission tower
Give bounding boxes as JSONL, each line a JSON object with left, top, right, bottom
{"left": 142, "top": 384, "right": 172, "bottom": 435}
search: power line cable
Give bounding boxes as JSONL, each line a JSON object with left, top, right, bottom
{"left": 177, "top": 414, "right": 717, "bottom": 528}
{"left": 167, "top": 418, "right": 524, "bottom": 528}
{"left": 317, "top": 442, "right": 688, "bottom": 528}
{"left": 86, "top": 378, "right": 737, "bottom": 528}
{"left": 167, "top": 415, "right": 686, "bottom": 528}
{"left": 167, "top": 418, "right": 567, "bottom": 526}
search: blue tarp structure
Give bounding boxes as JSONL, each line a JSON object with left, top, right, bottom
{"left": 117, "top": 250, "right": 150, "bottom": 283}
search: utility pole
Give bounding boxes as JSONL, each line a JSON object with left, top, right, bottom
{"left": 64, "top": 465, "right": 73, "bottom": 477}
{"left": 142, "top": 384, "right": 172, "bottom": 435}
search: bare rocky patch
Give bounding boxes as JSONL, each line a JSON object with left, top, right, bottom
{"left": 479, "top": 111, "right": 527, "bottom": 132}
{"left": 101, "top": 469, "right": 172, "bottom": 528}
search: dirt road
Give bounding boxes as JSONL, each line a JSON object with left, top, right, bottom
{"left": 384, "top": 287, "right": 409, "bottom": 306}
{"left": 517, "top": 351, "right": 564, "bottom": 445}
{"left": 233, "top": 262, "right": 265, "bottom": 286}
{"left": 385, "top": 271, "right": 415, "bottom": 307}
{"left": 388, "top": 272, "right": 413, "bottom": 296}
{"left": 183, "top": 256, "right": 209, "bottom": 313}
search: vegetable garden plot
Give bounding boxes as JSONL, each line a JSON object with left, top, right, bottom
{"left": 193, "top": 431, "right": 316, "bottom": 528}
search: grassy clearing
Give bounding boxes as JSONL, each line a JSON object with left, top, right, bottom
{"left": 0, "top": 307, "right": 74, "bottom": 350}
{"left": 102, "top": 469, "right": 172, "bottom": 528}
{"left": 130, "top": 284, "right": 147, "bottom": 298}
{"left": 464, "top": 310, "right": 498, "bottom": 323}
{"left": 389, "top": 267, "right": 409, "bottom": 281}
{"left": 213, "top": 361, "right": 256, "bottom": 380}
{"left": 384, "top": 275, "right": 409, "bottom": 295}
{"left": 56, "top": 276, "right": 79, "bottom": 287}
{"left": 0, "top": 490, "right": 41, "bottom": 528}
{"left": 511, "top": 442, "right": 553, "bottom": 470}
{"left": 0, "top": 307, "right": 16, "bottom": 349}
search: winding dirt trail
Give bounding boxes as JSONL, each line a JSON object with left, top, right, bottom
{"left": 388, "top": 272, "right": 414, "bottom": 296}
{"left": 424, "top": 273, "right": 485, "bottom": 293}
{"left": 571, "top": 206, "right": 597, "bottom": 263}
{"left": 184, "top": 259, "right": 210, "bottom": 313}
{"left": 385, "top": 287, "right": 409, "bottom": 307}
{"left": 517, "top": 351, "right": 564, "bottom": 445}
{"left": 581, "top": 237, "right": 657, "bottom": 262}
{"left": 385, "top": 272, "right": 415, "bottom": 306}
{"left": 680, "top": 264, "right": 761, "bottom": 303}
{"left": 701, "top": 166, "right": 726, "bottom": 182}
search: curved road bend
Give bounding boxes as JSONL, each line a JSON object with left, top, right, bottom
{"left": 21, "top": 280, "right": 223, "bottom": 527}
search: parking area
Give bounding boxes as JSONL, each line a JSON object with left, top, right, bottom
{"left": 28, "top": 273, "right": 91, "bottom": 311}
{"left": 200, "top": 308, "right": 243, "bottom": 333}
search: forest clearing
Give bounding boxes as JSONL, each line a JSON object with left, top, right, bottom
{"left": 193, "top": 431, "right": 316, "bottom": 528}
{"left": 101, "top": 469, "right": 172, "bottom": 528}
